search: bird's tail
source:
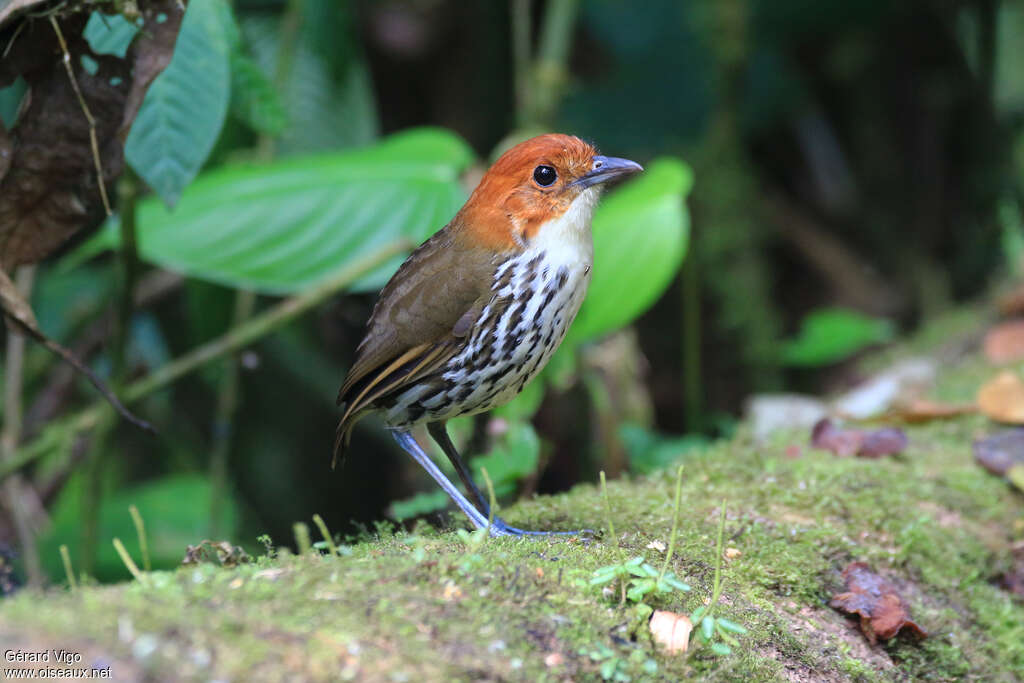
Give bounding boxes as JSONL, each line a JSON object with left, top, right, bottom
{"left": 331, "top": 405, "right": 363, "bottom": 469}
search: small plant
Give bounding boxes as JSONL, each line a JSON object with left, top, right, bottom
{"left": 591, "top": 465, "right": 690, "bottom": 606}
{"left": 687, "top": 500, "right": 748, "bottom": 656}
{"left": 578, "top": 643, "right": 658, "bottom": 682}
{"left": 591, "top": 556, "right": 690, "bottom": 606}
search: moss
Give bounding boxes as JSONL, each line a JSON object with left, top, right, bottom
{"left": 1, "top": 308, "right": 1022, "bottom": 681}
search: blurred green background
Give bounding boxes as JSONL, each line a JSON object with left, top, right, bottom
{"left": 2, "top": 0, "right": 1023, "bottom": 585}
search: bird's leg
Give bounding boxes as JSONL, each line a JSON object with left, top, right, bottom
{"left": 427, "top": 421, "right": 491, "bottom": 514}
{"left": 425, "top": 421, "right": 587, "bottom": 537}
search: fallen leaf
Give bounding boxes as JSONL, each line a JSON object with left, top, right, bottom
{"left": 646, "top": 540, "right": 667, "bottom": 552}
{"left": 725, "top": 547, "right": 742, "bottom": 560}
{"left": 0, "top": 2, "right": 184, "bottom": 269}
{"left": 886, "top": 399, "right": 977, "bottom": 423}
{"left": 977, "top": 371, "right": 1024, "bottom": 424}
{"left": 810, "top": 419, "right": 907, "bottom": 458}
{"left": 984, "top": 320, "right": 1024, "bottom": 364}
{"left": 833, "top": 359, "right": 936, "bottom": 419}
{"left": 649, "top": 610, "right": 692, "bottom": 654}
{"left": 973, "top": 429, "right": 1024, "bottom": 475}
{"left": 811, "top": 419, "right": 864, "bottom": 457}
{"left": 859, "top": 428, "right": 909, "bottom": 458}
{"left": 829, "top": 562, "right": 927, "bottom": 644}
{"left": 1008, "top": 464, "right": 1024, "bottom": 494}
{"left": 998, "top": 285, "right": 1024, "bottom": 317}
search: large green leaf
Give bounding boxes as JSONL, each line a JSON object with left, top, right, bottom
{"left": 74, "top": 128, "right": 474, "bottom": 293}
{"left": 565, "top": 158, "right": 693, "bottom": 346}
{"left": 125, "top": 0, "right": 232, "bottom": 206}
{"left": 38, "top": 474, "right": 238, "bottom": 583}
{"left": 780, "top": 307, "right": 894, "bottom": 367}
{"left": 241, "top": 14, "right": 378, "bottom": 155}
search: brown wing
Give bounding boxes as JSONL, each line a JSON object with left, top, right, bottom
{"left": 332, "top": 222, "right": 505, "bottom": 465}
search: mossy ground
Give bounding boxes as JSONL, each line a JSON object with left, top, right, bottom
{"left": 1, "top": 309, "right": 1023, "bottom": 682}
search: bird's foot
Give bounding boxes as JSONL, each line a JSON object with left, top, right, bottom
{"left": 486, "top": 516, "right": 595, "bottom": 538}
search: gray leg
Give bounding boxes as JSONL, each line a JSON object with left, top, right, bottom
{"left": 393, "top": 429, "right": 531, "bottom": 536}
{"left": 428, "top": 421, "right": 490, "bottom": 514}
{"left": 423, "top": 422, "right": 589, "bottom": 537}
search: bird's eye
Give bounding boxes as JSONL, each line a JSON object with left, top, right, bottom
{"left": 533, "top": 165, "right": 557, "bottom": 187}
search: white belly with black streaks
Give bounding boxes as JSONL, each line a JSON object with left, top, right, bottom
{"left": 385, "top": 187, "right": 599, "bottom": 426}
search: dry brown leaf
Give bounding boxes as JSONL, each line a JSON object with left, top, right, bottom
{"left": 977, "top": 371, "right": 1024, "bottom": 424}
{"left": 887, "top": 398, "right": 977, "bottom": 423}
{"left": 984, "top": 320, "right": 1024, "bottom": 364}
{"left": 998, "top": 286, "right": 1024, "bottom": 317}
{"left": 810, "top": 418, "right": 908, "bottom": 458}
{"left": 649, "top": 610, "right": 692, "bottom": 654}
{"left": 829, "top": 562, "right": 927, "bottom": 645}
{"left": 973, "top": 429, "right": 1024, "bottom": 476}
{"left": 0, "top": 2, "right": 184, "bottom": 269}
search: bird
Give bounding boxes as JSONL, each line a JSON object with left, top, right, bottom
{"left": 334, "top": 133, "right": 643, "bottom": 536}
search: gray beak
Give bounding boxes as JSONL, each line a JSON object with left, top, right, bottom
{"left": 574, "top": 155, "right": 644, "bottom": 189}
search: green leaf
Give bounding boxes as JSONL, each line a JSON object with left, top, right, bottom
{"left": 84, "top": 12, "right": 141, "bottom": 58}
{"left": 125, "top": 0, "right": 232, "bottom": 206}
{"left": 471, "top": 422, "right": 540, "bottom": 494}
{"left": 38, "top": 474, "right": 238, "bottom": 583}
{"left": 710, "top": 642, "right": 732, "bottom": 656}
{"left": 565, "top": 158, "right": 692, "bottom": 346}
{"left": 72, "top": 128, "right": 475, "bottom": 293}
{"left": 701, "top": 616, "right": 715, "bottom": 641}
{"left": 618, "top": 423, "right": 708, "bottom": 475}
{"left": 387, "top": 490, "right": 450, "bottom": 521}
{"left": 716, "top": 617, "right": 748, "bottom": 634}
{"left": 780, "top": 307, "right": 894, "bottom": 367}
{"left": 240, "top": 15, "right": 378, "bottom": 155}
{"left": 0, "top": 78, "right": 25, "bottom": 128}
{"left": 229, "top": 52, "right": 288, "bottom": 135}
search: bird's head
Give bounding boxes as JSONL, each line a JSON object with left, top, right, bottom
{"left": 458, "top": 134, "right": 643, "bottom": 250}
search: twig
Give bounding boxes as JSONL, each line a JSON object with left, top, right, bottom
{"left": 50, "top": 15, "right": 111, "bottom": 215}
{"left": 527, "top": 0, "right": 579, "bottom": 126}
{"left": 209, "top": 289, "right": 256, "bottom": 537}
{"left": 0, "top": 240, "right": 410, "bottom": 482}
{"left": 1, "top": 265, "right": 43, "bottom": 586}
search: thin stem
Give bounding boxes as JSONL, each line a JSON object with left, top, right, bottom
{"left": 1, "top": 265, "right": 42, "bottom": 586}
{"left": 293, "top": 522, "right": 312, "bottom": 555}
{"left": 129, "top": 504, "right": 150, "bottom": 572}
{"left": 511, "top": 0, "right": 532, "bottom": 127}
{"left": 0, "top": 240, "right": 410, "bottom": 483}
{"left": 526, "top": 0, "right": 579, "bottom": 126}
{"left": 599, "top": 470, "right": 615, "bottom": 544}
{"left": 709, "top": 499, "right": 727, "bottom": 613}
{"left": 657, "top": 464, "right": 685, "bottom": 583}
{"left": 59, "top": 544, "right": 77, "bottom": 590}
{"left": 113, "top": 169, "right": 140, "bottom": 379}
{"left": 209, "top": 289, "right": 256, "bottom": 537}
{"left": 311, "top": 514, "right": 337, "bottom": 556}
{"left": 112, "top": 537, "right": 145, "bottom": 583}
{"left": 480, "top": 466, "right": 497, "bottom": 534}
{"left": 681, "top": 253, "right": 702, "bottom": 431}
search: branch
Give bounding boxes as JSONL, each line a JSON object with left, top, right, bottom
{"left": 0, "top": 239, "right": 410, "bottom": 482}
